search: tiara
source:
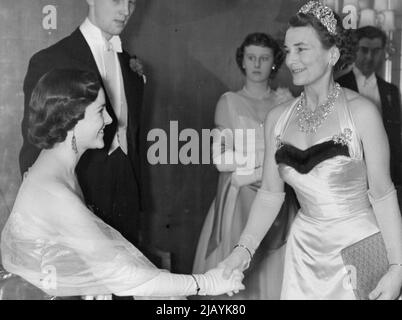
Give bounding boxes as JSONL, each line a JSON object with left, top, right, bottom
{"left": 298, "top": 1, "right": 337, "bottom": 36}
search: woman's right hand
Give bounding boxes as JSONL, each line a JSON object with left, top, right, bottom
{"left": 197, "top": 267, "right": 245, "bottom": 296}
{"left": 219, "top": 247, "right": 251, "bottom": 280}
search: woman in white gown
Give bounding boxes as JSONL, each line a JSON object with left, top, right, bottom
{"left": 193, "top": 33, "right": 297, "bottom": 299}
{"left": 220, "top": 1, "right": 402, "bottom": 300}
{"left": 0, "top": 69, "right": 244, "bottom": 299}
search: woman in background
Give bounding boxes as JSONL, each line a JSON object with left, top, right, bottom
{"left": 1, "top": 69, "right": 244, "bottom": 299}
{"left": 193, "top": 33, "right": 296, "bottom": 299}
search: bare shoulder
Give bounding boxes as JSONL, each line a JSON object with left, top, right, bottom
{"left": 265, "top": 97, "right": 296, "bottom": 128}
{"left": 342, "top": 87, "right": 360, "bottom": 102}
{"left": 214, "top": 92, "right": 232, "bottom": 124}
{"left": 343, "top": 87, "right": 381, "bottom": 125}
{"left": 26, "top": 173, "right": 82, "bottom": 207}
{"left": 215, "top": 92, "right": 232, "bottom": 111}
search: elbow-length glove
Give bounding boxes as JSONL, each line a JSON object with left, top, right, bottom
{"left": 116, "top": 267, "right": 245, "bottom": 298}
{"left": 220, "top": 189, "right": 285, "bottom": 277}
{"left": 368, "top": 186, "right": 402, "bottom": 299}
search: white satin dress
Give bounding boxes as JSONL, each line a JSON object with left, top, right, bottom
{"left": 274, "top": 90, "right": 381, "bottom": 299}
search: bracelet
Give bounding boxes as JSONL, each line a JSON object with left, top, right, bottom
{"left": 190, "top": 274, "right": 200, "bottom": 296}
{"left": 233, "top": 244, "right": 253, "bottom": 261}
{"left": 389, "top": 263, "right": 402, "bottom": 268}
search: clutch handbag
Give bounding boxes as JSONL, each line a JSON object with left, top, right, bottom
{"left": 341, "top": 232, "right": 389, "bottom": 300}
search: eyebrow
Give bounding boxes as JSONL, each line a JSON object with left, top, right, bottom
{"left": 294, "top": 42, "right": 309, "bottom": 46}
{"left": 284, "top": 42, "right": 308, "bottom": 49}
{"left": 359, "top": 45, "right": 382, "bottom": 49}
{"left": 245, "top": 53, "right": 272, "bottom": 56}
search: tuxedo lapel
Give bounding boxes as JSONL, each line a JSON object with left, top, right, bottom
{"left": 67, "top": 29, "right": 101, "bottom": 77}
{"left": 349, "top": 72, "right": 358, "bottom": 92}
{"left": 118, "top": 53, "right": 142, "bottom": 124}
{"left": 67, "top": 28, "right": 118, "bottom": 148}
{"left": 118, "top": 53, "right": 134, "bottom": 112}
{"left": 344, "top": 71, "right": 358, "bottom": 92}
{"left": 376, "top": 76, "right": 391, "bottom": 111}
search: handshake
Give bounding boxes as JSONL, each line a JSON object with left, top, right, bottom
{"left": 196, "top": 241, "right": 254, "bottom": 297}
{"left": 82, "top": 266, "right": 245, "bottom": 299}
{"left": 194, "top": 266, "right": 245, "bottom": 297}
{"left": 80, "top": 241, "right": 253, "bottom": 300}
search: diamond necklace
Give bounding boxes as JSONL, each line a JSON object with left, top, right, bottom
{"left": 296, "top": 82, "right": 341, "bottom": 134}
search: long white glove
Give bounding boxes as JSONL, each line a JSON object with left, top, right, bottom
{"left": 115, "top": 268, "right": 244, "bottom": 297}
{"left": 221, "top": 188, "right": 285, "bottom": 278}
{"left": 368, "top": 187, "right": 402, "bottom": 264}
{"left": 231, "top": 166, "right": 263, "bottom": 188}
{"left": 368, "top": 186, "right": 402, "bottom": 300}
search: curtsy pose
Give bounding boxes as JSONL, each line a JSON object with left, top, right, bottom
{"left": 220, "top": 1, "right": 402, "bottom": 299}
{"left": 193, "top": 33, "right": 295, "bottom": 299}
{"left": 1, "top": 69, "right": 244, "bottom": 299}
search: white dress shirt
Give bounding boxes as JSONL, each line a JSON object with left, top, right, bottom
{"left": 80, "top": 18, "right": 128, "bottom": 155}
{"left": 353, "top": 65, "right": 382, "bottom": 113}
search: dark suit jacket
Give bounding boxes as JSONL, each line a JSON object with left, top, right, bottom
{"left": 20, "top": 28, "right": 144, "bottom": 209}
{"left": 337, "top": 70, "right": 402, "bottom": 186}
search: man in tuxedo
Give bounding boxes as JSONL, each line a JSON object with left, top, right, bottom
{"left": 20, "top": 0, "right": 144, "bottom": 246}
{"left": 337, "top": 26, "right": 402, "bottom": 195}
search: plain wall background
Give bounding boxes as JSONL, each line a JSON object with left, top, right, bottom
{"left": 0, "top": 0, "right": 90, "bottom": 233}
{"left": 1, "top": 0, "right": 401, "bottom": 274}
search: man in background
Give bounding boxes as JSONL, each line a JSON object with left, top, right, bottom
{"left": 20, "top": 0, "right": 145, "bottom": 246}
{"left": 337, "top": 26, "right": 402, "bottom": 202}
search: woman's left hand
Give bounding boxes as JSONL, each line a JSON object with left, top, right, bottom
{"left": 369, "top": 266, "right": 402, "bottom": 300}
{"left": 219, "top": 247, "right": 251, "bottom": 280}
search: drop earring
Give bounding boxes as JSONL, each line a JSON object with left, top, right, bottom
{"left": 329, "top": 52, "right": 339, "bottom": 67}
{"left": 71, "top": 130, "right": 78, "bottom": 154}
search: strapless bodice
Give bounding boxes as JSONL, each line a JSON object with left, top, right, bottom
{"left": 276, "top": 139, "right": 371, "bottom": 220}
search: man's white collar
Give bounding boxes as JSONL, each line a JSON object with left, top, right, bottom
{"left": 352, "top": 65, "right": 376, "bottom": 84}
{"left": 80, "top": 17, "right": 122, "bottom": 53}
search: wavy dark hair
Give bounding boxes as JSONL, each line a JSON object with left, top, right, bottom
{"left": 28, "top": 69, "right": 101, "bottom": 149}
{"left": 356, "top": 26, "right": 387, "bottom": 48}
{"left": 236, "top": 32, "right": 285, "bottom": 79}
{"left": 288, "top": 12, "right": 357, "bottom": 72}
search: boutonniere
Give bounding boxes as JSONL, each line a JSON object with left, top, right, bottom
{"left": 129, "top": 55, "right": 147, "bottom": 84}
